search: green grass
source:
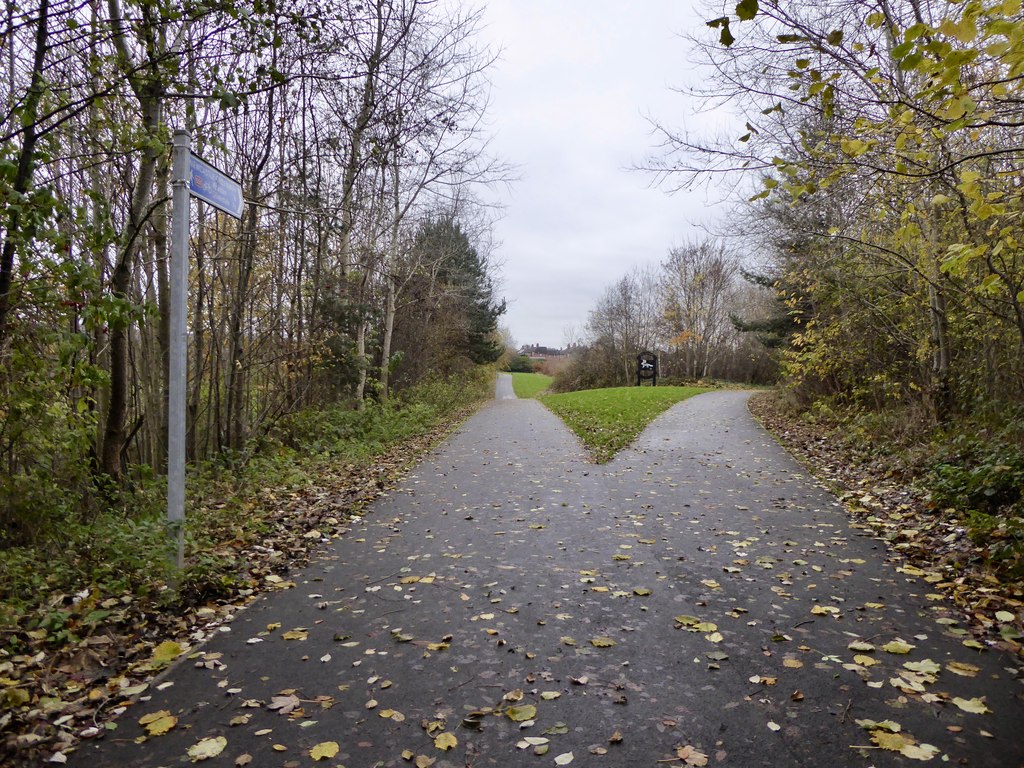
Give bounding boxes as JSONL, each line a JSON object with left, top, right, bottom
{"left": 511, "top": 372, "right": 554, "bottom": 398}
{"left": 540, "top": 386, "right": 708, "bottom": 463}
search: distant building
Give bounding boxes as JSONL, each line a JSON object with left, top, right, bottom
{"left": 519, "top": 344, "right": 567, "bottom": 359}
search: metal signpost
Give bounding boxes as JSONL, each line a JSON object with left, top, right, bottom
{"left": 637, "top": 352, "right": 658, "bottom": 387}
{"left": 169, "top": 130, "right": 243, "bottom": 569}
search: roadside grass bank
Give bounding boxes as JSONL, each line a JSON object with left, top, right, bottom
{"left": 749, "top": 390, "right": 1024, "bottom": 654}
{"left": 540, "top": 385, "right": 708, "bottom": 463}
{"left": 0, "top": 370, "right": 494, "bottom": 765}
{"left": 510, "top": 371, "right": 553, "bottom": 398}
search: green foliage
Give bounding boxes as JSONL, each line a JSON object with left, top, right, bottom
{"left": 505, "top": 354, "right": 535, "bottom": 373}
{"left": 414, "top": 218, "right": 506, "bottom": 367}
{"left": 928, "top": 433, "right": 1024, "bottom": 518}
{"left": 510, "top": 372, "right": 553, "bottom": 399}
{"left": 540, "top": 386, "right": 707, "bottom": 463}
{"left": 0, "top": 370, "right": 493, "bottom": 639}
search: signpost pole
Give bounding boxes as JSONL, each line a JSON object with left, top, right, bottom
{"left": 168, "top": 130, "right": 190, "bottom": 571}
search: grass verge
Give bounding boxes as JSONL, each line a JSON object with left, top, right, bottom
{"left": 540, "top": 385, "right": 708, "bottom": 463}
{"left": 510, "top": 372, "right": 553, "bottom": 398}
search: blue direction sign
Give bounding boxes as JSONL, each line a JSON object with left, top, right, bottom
{"left": 188, "top": 154, "right": 244, "bottom": 219}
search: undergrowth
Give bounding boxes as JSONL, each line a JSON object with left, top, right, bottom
{"left": 0, "top": 370, "right": 493, "bottom": 634}
{"left": 782, "top": 394, "right": 1024, "bottom": 579}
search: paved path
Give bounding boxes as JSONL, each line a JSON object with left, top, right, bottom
{"left": 74, "top": 389, "right": 1024, "bottom": 767}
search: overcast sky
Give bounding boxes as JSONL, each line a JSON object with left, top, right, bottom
{"left": 478, "top": 0, "right": 737, "bottom": 349}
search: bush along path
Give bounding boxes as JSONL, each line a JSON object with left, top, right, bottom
{"left": 0, "top": 395, "right": 485, "bottom": 767}
{"left": 68, "top": 391, "right": 1024, "bottom": 767}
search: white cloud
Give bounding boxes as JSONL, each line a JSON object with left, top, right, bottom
{"left": 478, "top": 0, "right": 736, "bottom": 347}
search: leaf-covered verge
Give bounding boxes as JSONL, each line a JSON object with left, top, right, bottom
{"left": 0, "top": 371, "right": 494, "bottom": 766}
{"left": 540, "top": 386, "right": 709, "bottom": 463}
{"left": 748, "top": 391, "right": 1024, "bottom": 655}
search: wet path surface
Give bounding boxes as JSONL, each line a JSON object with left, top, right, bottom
{"left": 74, "top": 391, "right": 1024, "bottom": 767}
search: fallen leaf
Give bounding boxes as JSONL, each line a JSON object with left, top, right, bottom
{"left": 282, "top": 629, "right": 308, "bottom": 641}
{"left": 783, "top": 658, "right": 803, "bottom": 669}
{"left": 951, "top": 696, "right": 991, "bottom": 714}
{"left": 235, "top": 755, "right": 252, "bottom": 767}
{"left": 310, "top": 742, "right": 339, "bottom": 761}
{"left": 139, "top": 710, "right": 177, "bottom": 736}
{"left": 268, "top": 693, "right": 302, "bottom": 714}
{"left": 676, "top": 745, "right": 709, "bottom": 766}
{"left": 946, "top": 661, "right": 980, "bottom": 677}
{"left": 871, "top": 730, "right": 914, "bottom": 751}
{"left": 518, "top": 737, "right": 550, "bottom": 748}
{"left": 904, "top": 659, "right": 941, "bottom": 675}
{"left": 881, "top": 639, "right": 915, "bottom": 654}
{"left": 767, "top": 721, "right": 781, "bottom": 732}
{"left": 900, "top": 743, "right": 940, "bottom": 760}
{"left": 152, "top": 641, "right": 184, "bottom": 665}
{"left": 847, "top": 641, "right": 875, "bottom": 652}
{"left": 507, "top": 705, "right": 537, "bottom": 722}
{"left": 554, "top": 752, "right": 574, "bottom": 765}
{"left": 590, "top": 636, "right": 616, "bottom": 648}
{"left": 187, "top": 736, "right": 227, "bottom": 762}
{"left": 434, "top": 732, "right": 458, "bottom": 751}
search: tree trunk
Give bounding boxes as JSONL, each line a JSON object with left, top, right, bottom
{"left": 380, "top": 273, "right": 397, "bottom": 399}
{"left": 101, "top": 92, "right": 162, "bottom": 479}
{"left": 0, "top": 0, "right": 49, "bottom": 346}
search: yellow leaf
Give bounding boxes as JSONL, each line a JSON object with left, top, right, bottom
{"left": 282, "top": 628, "right": 308, "bottom": 641}
{"left": 310, "top": 741, "right": 340, "bottom": 761}
{"left": 152, "top": 641, "right": 184, "bottom": 665}
{"left": 590, "top": 636, "right": 616, "bottom": 648}
{"left": 506, "top": 704, "right": 537, "bottom": 722}
{"left": 187, "top": 736, "right": 227, "bottom": 762}
{"left": 904, "top": 659, "right": 941, "bottom": 675}
{"left": 871, "top": 730, "right": 913, "bottom": 751}
{"left": 139, "top": 710, "right": 177, "bottom": 736}
{"left": 946, "top": 661, "right": 980, "bottom": 677}
{"left": 901, "top": 742, "right": 940, "bottom": 760}
{"left": 881, "top": 639, "right": 915, "bottom": 654}
{"left": 951, "top": 696, "right": 991, "bottom": 714}
{"left": 434, "top": 732, "right": 458, "bottom": 751}
{"left": 783, "top": 658, "right": 803, "bottom": 669}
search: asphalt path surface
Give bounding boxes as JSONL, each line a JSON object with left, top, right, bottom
{"left": 74, "top": 381, "right": 1024, "bottom": 767}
